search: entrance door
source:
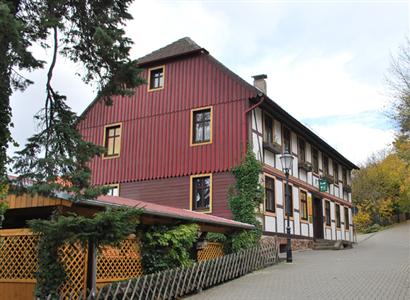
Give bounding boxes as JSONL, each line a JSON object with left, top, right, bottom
{"left": 313, "top": 197, "right": 324, "bottom": 240}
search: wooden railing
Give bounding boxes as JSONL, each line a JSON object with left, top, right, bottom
{"left": 53, "top": 238, "right": 279, "bottom": 300}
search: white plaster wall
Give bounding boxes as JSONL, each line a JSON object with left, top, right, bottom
{"left": 309, "top": 223, "right": 314, "bottom": 238}
{"left": 265, "top": 216, "right": 276, "bottom": 232}
{"left": 301, "top": 223, "right": 309, "bottom": 236}
{"left": 276, "top": 179, "right": 283, "bottom": 205}
{"left": 291, "top": 132, "right": 297, "bottom": 154}
{"left": 312, "top": 175, "right": 319, "bottom": 188}
{"left": 292, "top": 155, "right": 298, "bottom": 177}
{"left": 277, "top": 208, "right": 284, "bottom": 233}
{"left": 293, "top": 187, "right": 300, "bottom": 235}
{"left": 252, "top": 107, "right": 263, "bottom": 132}
{"left": 330, "top": 201, "right": 336, "bottom": 240}
{"left": 275, "top": 154, "right": 282, "bottom": 171}
{"left": 334, "top": 186, "right": 340, "bottom": 198}
{"left": 252, "top": 132, "right": 262, "bottom": 161}
{"left": 299, "top": 170, "right": 307, "bottom": 182}
{"left": 293, "top": 213, "right": 300, "bottom": 235}
{"left": 264, "top": 151, "right": 275, "bottom": 168}
{"left": 293, "top": 186, "right": 299, "bottom": 210}
{"left": 325, "top": 228, "right": 332, "bottom": 240}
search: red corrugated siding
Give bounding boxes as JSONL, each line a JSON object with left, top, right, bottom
{"left": 120, "top": 172, "right": 235, "bottom": 219}
{"left": 78, "top": 54, "right": 255, "bottom": 185}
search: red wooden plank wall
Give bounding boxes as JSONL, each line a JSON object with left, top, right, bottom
{"left": 78, "top": 54, "right": 255, "bottom": 185}
{"left": 120, "top": 171, "right": 235, "bottom": 219}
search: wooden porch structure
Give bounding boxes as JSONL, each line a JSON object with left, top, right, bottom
{"left": 0, "top": 194, "right": 241, "bottom": 299}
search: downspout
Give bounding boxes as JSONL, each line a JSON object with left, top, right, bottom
{"left": 242, "top": 94, "right": 265, "bottom": 157}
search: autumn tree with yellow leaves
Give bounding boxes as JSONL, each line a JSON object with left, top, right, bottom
{"left": 353, "top": 40, "right": 410, "bottom": 232}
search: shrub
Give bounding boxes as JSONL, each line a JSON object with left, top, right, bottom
{"left": 362, "top": 223, "right": 382, "bottom": 234}
{"left": 140, "top": 224, "right": 199, "bottom": 274}
{"left": 353, "top": 210, "right": 372, "bottom": 232}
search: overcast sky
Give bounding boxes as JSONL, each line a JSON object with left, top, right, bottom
{"left": 10, "top": 0, "right": 409, "bottom": 165}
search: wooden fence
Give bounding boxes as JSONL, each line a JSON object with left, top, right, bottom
{"left": 0, "top": 229, "right": 144, "bottom": 300}
{"left": 0, "top": 229, "right": 225, "bottom": 300}
{"left": 55, "top": 238, "right": 279, "bottom": 300}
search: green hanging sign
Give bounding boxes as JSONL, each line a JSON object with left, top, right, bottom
{"left": 319, "top": 179, "right": 328, "bottom": 192}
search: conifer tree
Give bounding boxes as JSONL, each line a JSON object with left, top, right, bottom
{"left": 0, "top": 0, "right": 144, "bottom": 198}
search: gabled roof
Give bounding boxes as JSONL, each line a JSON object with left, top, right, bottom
{"left": 137, "top": 37, "right": 207, "bottom": 66}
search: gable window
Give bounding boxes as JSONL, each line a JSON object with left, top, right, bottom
{"left": 300, "top": 190, "right": 308, "bottom": 221}
{"left": 335, "top": 204, "right": 341, "bottom": 228}
{"left": 325, "top": 200, "right": 331, "bottom": 226}
{"left": 283, "top": 127, "right": 291, "bottom": 153}
{"left": 284, "top": 183, "right": 293, "bottom": 217}
{"left": 333, "top": 161, "right": 339, "bottom": 183}
{"left": 265, "top": 176, "right": 275, "bottom": 213}
{"left": 264, "top": 114, "right": 274, "bottom": 143}
{"left": 192, "top": 107, "right": 212, "bottom": 145}
{"left": 312, "top": 148, "right": 319, "bottom": 173}
{"left": 298, "top": 138, "right": 306, "bottom": 163}
{"left": 104, "top": 124, "right": 121, "bottom": 158}
{"left": 344, "top": 207, "right": 350, "bottom": 230}
{"left": 323, "top": 155, "right": 329, "bottom": 175}
{"left": 191, "top": 175, "right": 212, "bottom": 212}
{"left": 148, "top": 66, "right": 164, "bottom": 90}
{"left": 107, "top": 185, "right": 119, "bottom": 196}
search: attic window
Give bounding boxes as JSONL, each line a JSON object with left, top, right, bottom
{"left": 148, "top": 66, "right": 164, "bottom": 90}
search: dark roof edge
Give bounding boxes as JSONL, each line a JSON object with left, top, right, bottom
{"left": 137, "top": 48, "right": 209, "bottom": 67}
{"left": 253, "top": 96, "right": 359, "bottom": 170}
{"left": 78, "top": 198, "right": 254, "bottom": 230}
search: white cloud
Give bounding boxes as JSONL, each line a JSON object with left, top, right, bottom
{"left": 9, "top": 0, "right": 404, "bottom": 166}
{"left": 236, "top": 51, "right": 390, "bottom": 120}
{"left": 309, "top": 122, "right": 395, "bottom": 165}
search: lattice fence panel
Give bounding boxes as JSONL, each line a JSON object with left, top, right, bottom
{"left": 197, "top": 242, "right": 224, "bottom": 262}
{"left": 58, "top": 242, "right": 88, "bottom": 299}
{"left": 0, "top": 231, "right": 38, "bottom": 281}
{"left": 97, "top": 237, "right": 143, "bottom": 283}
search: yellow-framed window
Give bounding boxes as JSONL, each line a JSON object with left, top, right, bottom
{"left": 300, "top": 190, "right": 308, "bottom": 221}
{"left": 190, "top": 174, "right": 212, "bottom": 213}
{"left": 191, "top": 106, "right": 212, "bottom": 146}
{"left": 148, "top": 66, "right": 165, "bottom": 91}
{"left": 104, "top": 124, "right": 121, "bottom": 157}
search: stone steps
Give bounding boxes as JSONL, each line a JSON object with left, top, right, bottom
{"left": 313, "top": 239, "right": 353, "bottom": 250}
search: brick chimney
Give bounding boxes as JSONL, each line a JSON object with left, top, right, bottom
{"left": 252, "top": 74, "right": 267, "bottom": 94}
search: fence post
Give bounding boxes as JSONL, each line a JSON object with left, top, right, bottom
{"left": 87, "top": 239, "right": 97, "bottom": 299}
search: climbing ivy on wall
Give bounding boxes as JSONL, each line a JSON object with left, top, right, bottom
{"left": 28, "top": 207, "right": 141, "bottom": 299}
{"left": 228, "top": 146, "right": 263, "bottom": 252}
{"left": 140, "top": 224, "right": 199, "bottom": 274}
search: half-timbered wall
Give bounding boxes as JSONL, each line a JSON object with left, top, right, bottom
{"left": 251, "top": 106, "right": 354, "bottom": 241}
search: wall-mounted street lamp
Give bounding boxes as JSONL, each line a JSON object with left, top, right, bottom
{"left": 280, "top": 152, "right": 294, "bottom": 263}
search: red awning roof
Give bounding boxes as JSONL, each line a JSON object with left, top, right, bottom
{"left": 89, "top": 195, "right": 254, "bottom": 231}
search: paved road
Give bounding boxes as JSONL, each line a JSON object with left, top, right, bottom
{"left": 188, "top": 222, "right": 410, "bottom": 300}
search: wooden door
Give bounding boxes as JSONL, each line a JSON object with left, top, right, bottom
{"left": 313, "top": 198, "right": 324, "bottom": 240}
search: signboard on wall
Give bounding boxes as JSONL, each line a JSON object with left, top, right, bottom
{"left": 319, "top": 179, "right": 328, "bottom": 192}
